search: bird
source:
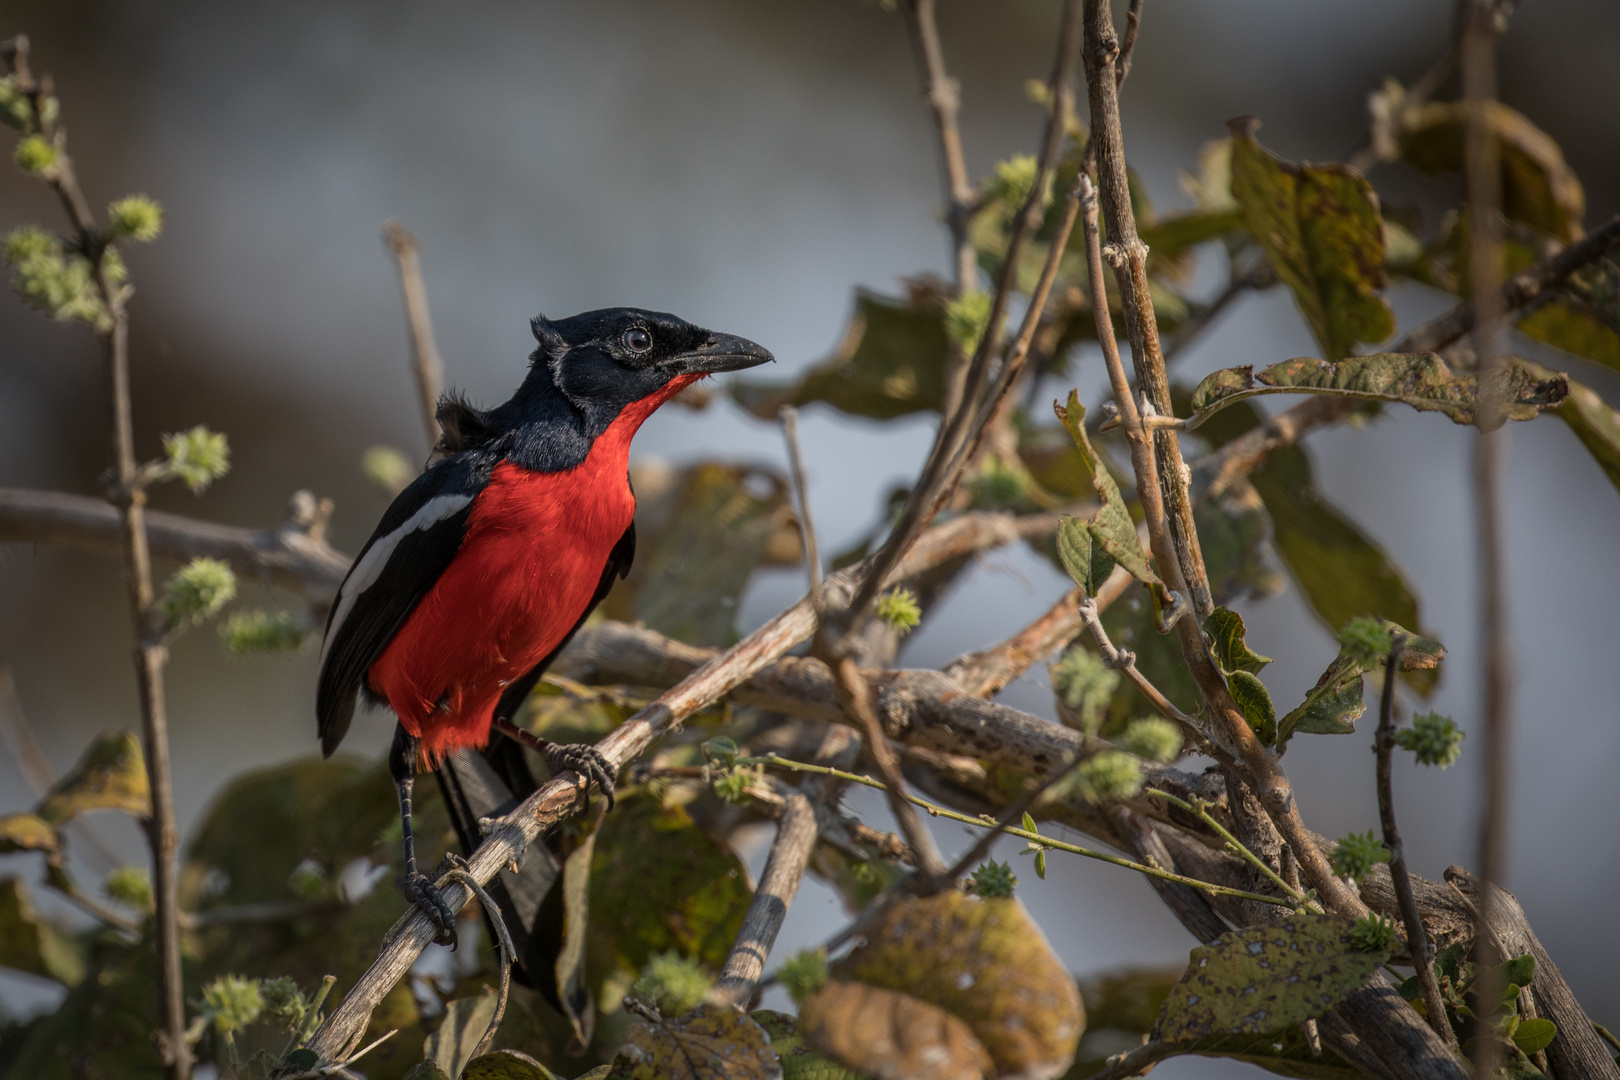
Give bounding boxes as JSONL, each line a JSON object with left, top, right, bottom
{"left": 316, "top": 307, "right": 773, "bottom": 944}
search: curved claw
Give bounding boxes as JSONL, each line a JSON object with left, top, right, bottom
{"left": 403, "top": 871, "right": 458, "bottom": 948}
{"left": 545, "top": 743, "right": 618, "bottom": 812}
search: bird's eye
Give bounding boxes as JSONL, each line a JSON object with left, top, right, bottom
{"left": 624, "top": 328, "right": 653, "bottom": 353}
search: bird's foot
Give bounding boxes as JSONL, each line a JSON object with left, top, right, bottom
{"left": 544, "top": 742, "right": 617, "bottom": 812}
{"left": 402, "top": 870, "right": 458, "bottom": 949}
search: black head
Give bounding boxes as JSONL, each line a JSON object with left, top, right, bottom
{"left": 529, "top": 307, "right": 771, "bottom": 419}
{"left": 440, "top": 307, "right": 772, "bottom": 462}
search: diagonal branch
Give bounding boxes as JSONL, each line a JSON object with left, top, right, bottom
{"left": 381, "top": 221, "right": 446, "bottom": 450}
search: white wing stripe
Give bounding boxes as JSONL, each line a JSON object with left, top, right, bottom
{"left": 319, "top": 493, "right": 474, "bottom": 667}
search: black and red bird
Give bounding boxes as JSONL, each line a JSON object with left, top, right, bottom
{"left": 316, "top": 307, "right": 772, "bottom": 943}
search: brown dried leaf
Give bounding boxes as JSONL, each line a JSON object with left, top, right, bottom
{"left": 610, "top": 1004, "right": 782, "bottom": 1080}
{"left": 835, "top": 892, "right": 1084, "bottom": 1079}
{"left": 799, "top": 980, "right": 990, "bottom": 1080}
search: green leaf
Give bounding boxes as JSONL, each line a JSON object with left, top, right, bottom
{"left": 1055, "top": 516, "right": 1115, "bottom": 596}
{"left": 610, "top": 1004, "right": 783, "bottom": 1080}
{"left": 834, "top": 891, "right": 1084, "bottom": 1078}
{"left": 1537, "top": 369, "right": 1620, "bottom": 495}
{"left": 37, "top": 731, "right": 151, "bottom": 825}
{"left": 462, "top": 1049, "right": 562, "bottom": 1080}
{"left": 1153, "top": 914, "right": 1388, "bottom": 1043}
{"left": 1229, "top": 121, "right": 1393, "bottom": 360}
{"left": 731, "top": 285, "right": 948, "bottom": 420}
{"left": 1519, "top": 300, "right": 1620, "bottom": 375}
{"left": 427, "top": 993, "right": 499, "bottom": 1080}
{"left": 1277, "top": 620, "right": 1444, "bottom": 747}
{"left": 555, "top": 806, "right": 604, "bottom": 1048}
{"left": 750, "top": 1010, "right": 869, "bottom": 1080}
{"left": 1056, "top": 392, "right": 1161, "bottom": 588}
{"left": 0, "top": 812, "right": 58, "bottom": 856}
{"left": 1189, "top": 353, "right": 1569, "bottom": 430}
{"left": 1501, "top": 953, "right": 1536, "bottom": 990}
{"left": 589, "top": 792, "right": 751, "bottom": 980}
{"left": 613, "top": 462, "right": 795, "bottom": 647}
{"left": 1138, "top": 209, "right": 1245, "bottom": 259}
{"left": 1227, "top": 671, "right": 1277, "bottom": 744}
{"left": 1397, "top": 100, "right": 1584, "bottom": 242}
{"left": 0, "top": 876, "right": 84, "bottom": 986}
{"left": 800, "top": 981, "right": 990, "bottom": 1080}
{"left": 1513, "top": 1017, "right": 1557, "bottom": 1055}
{"left": 403, "top": 1064, "right": 453, "bottom": 1080}
{"left": 1203, "top": 607, "right": 1273, "bottom": 674}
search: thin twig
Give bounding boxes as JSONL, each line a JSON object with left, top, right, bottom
{"left": 1076, "top": 594, "right": 1196, "bottom": 729}
{"left": 3, "top": 36, "right": 191, "bottom": 1077}
{"left": 735, "top": 755, "right": 1295, "bottom": 910}
{"left": 1114, "top": 0, "right": 1144, "bottom": 89}
{"left": 1087, "top": 1038, "right": 1182, "bottom": 1080}
{"left": 1375, "top": 637, "right": 1455, "bottom": 1047}
{"left": 1461, "top": 4, "right": 1510, "bottom": 1077}
{"left": 443, "top": 868, "right": 512, "bottom": 1059}
{"left": 1145, "top": 789, "right": 1312, "bottom": 908}
{"left": 381, "top": 220, "right": 446, "bottom": 450}
{"left": 778, "top": 405, "right": 821, "bottom": 593}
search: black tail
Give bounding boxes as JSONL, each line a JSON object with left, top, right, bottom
{"left": 435, "top": 736, "right": 567, "bottom": 1004}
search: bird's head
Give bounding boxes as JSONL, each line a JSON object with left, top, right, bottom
{"left": 530, "top": 307, "right": 773, "bottom": 417}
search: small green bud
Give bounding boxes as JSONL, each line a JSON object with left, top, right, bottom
{"left": 162, "top": 425, "right": 230, "bottom": 493}
{"left": 13, "top": 134, "right": 56, "bottom": 175}
{"left": 1121, "top": 716, "right": 1182, "bottom": 763}
{"left": 158, "top": 557, "right": 237, "bottom": 630}
{"left": 107, "top": 195, "right": 164, "bottom": 242}
{"left": 968, "top": 455, "right": 1032, "bottom": 510}
{"left": 1051, "top": 647, "right": 1119, "bottom": 735}
{"left": 220, "top": 610, "right": 308, "bottom": 655}
{"left": 633, "top": 952, "right": 713, "bottom": 1016}
{"left": 778, "top": 948, "right": 829, "bottom": 1006}
{"left": 0, "top": 77, "right": 34, "bottom": 132}
{"left": 701, "top": 735, "right": 740, "bottom": 768}
{"left": 1349, "top": 914, "right": 1398, "bottom": 955}
{"left": 1077, "top": 749, "right": 1143, "bottom": 801}
{"left": 713, "top": 768, "right": 756, "bottom": 804}
{"left": 104, "top": 865, "right": 153, "bottom": 912}
{"left": 986, "top": 154, "right": 1041, "bottom": 213}
{"left": 201, "top": 974, "right": 265, "bottom": 1036}
{"left": 875, "top": 587, "right": 921, "bottom": 634}
{"left": 362, "top": 445, "right": 414, "bottom": 495}
{"left": 259, "top": 976, "right": 308, "bottom": 1031}
{"left": 4, "top": 225, "right": 104, "bottom": 324}
{"left": 1330, "top": 829, "right": 1390, "bottom": 883}
{"left": 944, "top": 290, "right": 990, "bottom": 353}
{"left": 1396, "top": 711, "right": 1464, "bottom": 769}
{"left": 1338, "top": 616, "right": 1394, "bottom": 668}
{"left": 969, "top": 860, "right": 1018, "bottom": 898}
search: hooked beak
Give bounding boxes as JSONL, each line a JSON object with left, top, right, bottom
{"left": 671, "top": 331, "right": 775, "bottom": 375}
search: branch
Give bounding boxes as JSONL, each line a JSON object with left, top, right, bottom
{"left": 778, "top": 404, "right": 821, "bottom": 592}
{"left": 1374, "top": 638, "right": 1455, "bottom": 1048}
{"left": 1194, "top": 213, "right": 1620, "bottom": 503}
{"left": 0, "top": 487, "right": 349, "bottom": 603}
{"left": 4, "top": 36, "right": 189, "bottom": 1076}
{"left": 381, "top": 221, "right": 446, "bottom": 450}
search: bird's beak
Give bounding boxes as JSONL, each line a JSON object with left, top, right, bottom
{"left": 671, "top": 332, "right": 774, "bottom": 375}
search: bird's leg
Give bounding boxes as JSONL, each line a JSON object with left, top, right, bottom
{"left": 490, "top": 717, "right": 616, "bottom": 811}
{"left": 390, "top": 725, "right": 457, "bottom": 948}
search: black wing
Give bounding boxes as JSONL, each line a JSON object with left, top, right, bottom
{"left": 315, "top": 453, "right": 494, "bottom": 756}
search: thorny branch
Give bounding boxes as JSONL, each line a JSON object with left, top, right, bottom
{"left": 2, "top": 35, "right": 190, "bottom": 1077}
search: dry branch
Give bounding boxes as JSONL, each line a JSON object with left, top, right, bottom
{"left": 381, "top": 221, "right": 447, "bottom": 450}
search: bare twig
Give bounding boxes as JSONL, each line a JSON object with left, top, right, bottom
{"left": 1461, "top": 5, "right": 1510, "bottom": 1077}
{"left": 381, "top": 221, "right": 446, "bottom": 449}
{"left": 710, "top": 791, "right": 817, "bottom": 1008}
{"left": 1086, "top": 1038, "right": 1182, "bottom": 1080}
{"left": 1195, "top": 213, "right": 1620, "bottom": 503}
{"left": 443, "top": 867, "right": 512, "bottom": 1059}
{"left": 4, "top": 36, "right": 189, "bottom": 1076}
{"left": 0, "top": 487, "right": 349, "bottom": 603}
{"left": 778, "top": 405, "right": 821, "bottom": 593}
{"left": 1076, "top": 596, "right": 1196, "bottom": 729}
{"left": 1374, "top": 638, "right": 1456, "bottom": 1047}
{"left": 1114, "top": 0, "right": 1144, "bottom": 89}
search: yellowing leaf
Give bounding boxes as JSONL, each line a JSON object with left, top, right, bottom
{"left": 731, "top": 286, "right": 948, "bottom": 421}
{"left": 800, "top": 981, "right": 990, "bottom": 1080}
{"left": 0, "top": 812, "right": 58, "bottom": 856}
{"left": 1398, "top": 100, "right": 1584, "bottom": 242}
{"left": 1519, "top": 300, "right": 1620, "bottom": 375}
{"left": 1535, "top": 367, "right": 1620, "bottom": 496}
{"left": 834, "top": 892, "right": 1084, "bottom": 1078}
{"left": 1056, "top": 392, "right": 1160, "bottom": 589}
{"left": 37, "top": 731, "right": 150, "bottom": 825}
{"left": 611, "top": 1004, "right": 782, "bottom": 1080}
{"left": 0, "top": 876, "right": 83, "bottom": 986}
{"left": 1189, "top": 353, "right": 1569, "bottom": 430}
{"left": 1154, "top": 914, "right": 1388, "bottom": 1043}
{"left": 1229, "top": 121, "right": 1393, "bottom": 360}
{"left": 462, "top": 1049, "right": 562, "bottom": 1080}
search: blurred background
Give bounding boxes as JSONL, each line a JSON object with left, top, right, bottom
{"left": 2, "top": 0, "right": 1618, "bottom": 1061}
